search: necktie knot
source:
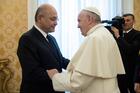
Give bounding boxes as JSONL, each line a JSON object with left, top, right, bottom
{"left": 123, "top": 33, "right": 127, "bottom": 37}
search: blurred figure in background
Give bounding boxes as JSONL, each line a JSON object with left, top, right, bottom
{"left": 111, "top": 13, "right": 140, "bottom": 93}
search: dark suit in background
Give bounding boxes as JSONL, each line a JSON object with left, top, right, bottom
{"left": 134, "top": 53, "right": 140, "bottom": 93}
{"left": 117, "top": 29, "right": 140, "bottom": 93}
{"left": 134, "top": 55, "right": 140, "bottom": 83}
{"left": 111, "top": 13, "right": 140, "bottom": 93}
{"left": 17, "top": 4, "right": 69, "bottom": 93}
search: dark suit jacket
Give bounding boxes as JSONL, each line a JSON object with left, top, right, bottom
{"left": 117, "top": 29, "right": 140, "bottom": 81}
{"left": 17, "top": 26, "right": 69, "bottom": 93}
{"left": 115, "top": 29, "right": 140, "bottom": 93}
{"left": 134, "top": 56, "right": 140, "bottom": 83}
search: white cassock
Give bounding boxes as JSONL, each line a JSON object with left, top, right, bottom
{"left": 52, "top": 24, "right": 125, "bottom": 93}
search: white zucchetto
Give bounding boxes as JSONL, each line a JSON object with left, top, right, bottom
{"left": 83, "top": 7, "right": 101, "bottom": 17}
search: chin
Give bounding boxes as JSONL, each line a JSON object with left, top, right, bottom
{"left": 50, "top": 30, "right": 55, "bottom": 33}
{"left": 52, "top": 30, "right": 55, "bottom": 32}
{"left": 81, "top": 33, "right": 85, "bottom": 36}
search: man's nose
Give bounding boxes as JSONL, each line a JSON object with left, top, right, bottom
{"left": 54, "top": 21, "right": 57, "bottom": 26}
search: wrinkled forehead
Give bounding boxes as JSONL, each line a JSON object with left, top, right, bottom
{"left": 78, "top": 11, "right": 87, "bottom": 18}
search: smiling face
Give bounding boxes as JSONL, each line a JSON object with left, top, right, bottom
{"left": 36, "top": 4, "right": 58, "bottom": 33}
{"left": 123, "top": 15, "right": 135, "bottom": 31}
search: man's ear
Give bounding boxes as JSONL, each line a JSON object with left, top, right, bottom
{"left": 37, "top": 14, "right": 43, "bottom": 22}
{"left": 87, "top": 15, "right": 93, "bottom": 25}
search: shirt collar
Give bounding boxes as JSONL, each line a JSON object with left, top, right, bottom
{"left": 123, "top": 28, "right": 133, "bottom": 33}
{"left": 34, "top": 24, "right": 48, "bottom": 38}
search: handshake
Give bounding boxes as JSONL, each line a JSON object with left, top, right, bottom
{"left": 47, "top": 64, "right": 74, "bottom": 79}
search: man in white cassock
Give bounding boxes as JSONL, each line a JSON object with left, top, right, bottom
{"left": 47, "top": 7, "right": 125, "bottom": 93}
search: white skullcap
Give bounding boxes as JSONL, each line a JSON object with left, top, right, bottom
{"left": 83, "top": 7, "right": 101, "bottom": 17}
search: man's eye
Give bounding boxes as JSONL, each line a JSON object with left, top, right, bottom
{"left": 50, "top": 17, "right": 58, "bottom": 21}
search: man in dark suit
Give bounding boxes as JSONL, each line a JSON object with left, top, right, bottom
{"left": 134, "top": 55, "right": 140, "bottom": 93}
{"left": 111, "top": 13, "right": 140, "bottom": 93}
{"left": 17, "top": 3, "right": 69, "bottom": 93}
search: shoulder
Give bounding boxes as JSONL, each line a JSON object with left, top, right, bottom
{"left": 19, "top": 28, "right": 40, "bottom": 46}
{"left": 132, "top": 29, "right": 140, "bottom": 34}
{"left": 129, "top": 29, "right": 140, "bottom": 38}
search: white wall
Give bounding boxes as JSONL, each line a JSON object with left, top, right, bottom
{"left": 122, "top": 0, "right": 133, "bottom": 14}
{"left": 28, "top": 0, "right": 134, "bottom": 29}
{"left": 28, "top": 0, "right": 38, "bottom": 30}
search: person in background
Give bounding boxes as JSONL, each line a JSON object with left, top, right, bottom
{"left": 134, "top": 55, "right": 140, "bottom": 93}
{"left": 47, "top": 6, "right": 125, "bottom": 93}
{"left": 111, "top": 13, "right": 140, "bottom": 93}
{"left": 17, "top": 3, "right": 69, "bottom": 93}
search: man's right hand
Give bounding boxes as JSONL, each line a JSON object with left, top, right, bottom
{"left": 134, "top": 83, "right": 140, "bottom": 93}
{"left": 47, "top": 69, "right": 58, "bottom": 79}
{"left": 111, "top": 26, "right": 120, "bottom": 38}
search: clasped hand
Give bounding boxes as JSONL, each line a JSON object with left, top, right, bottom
{"left": 135, "top": 83, "right": 140, "bottom": 93}
{"left": 47, "top": 69, "right": 58, "bottom": 79}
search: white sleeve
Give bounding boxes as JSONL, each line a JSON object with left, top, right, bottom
{"left": 52, "top": 70, "right": 94, "bottom": 92}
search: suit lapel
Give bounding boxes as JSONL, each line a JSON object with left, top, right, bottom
{"left": 31, "top": 27, "right": 59, "bottom": 60}
{"left": 47, "top": 35, "right": 61, "bottom": 61}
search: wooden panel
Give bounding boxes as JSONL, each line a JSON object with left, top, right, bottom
{"left": 134, "top": 0, "right": 140, "bottom": 30}
{"left": 0, "top": 59, "right": 12, "bottom": 93}
{"left": 0, "top": 0, "right": 27, "bottom": 92}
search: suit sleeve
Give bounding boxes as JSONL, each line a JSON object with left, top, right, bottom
{"left": 61, "top": 57, "right": 69, "bottom": 69}
{"left": 134, "top": 55, "right": 140, "bottom": 83}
